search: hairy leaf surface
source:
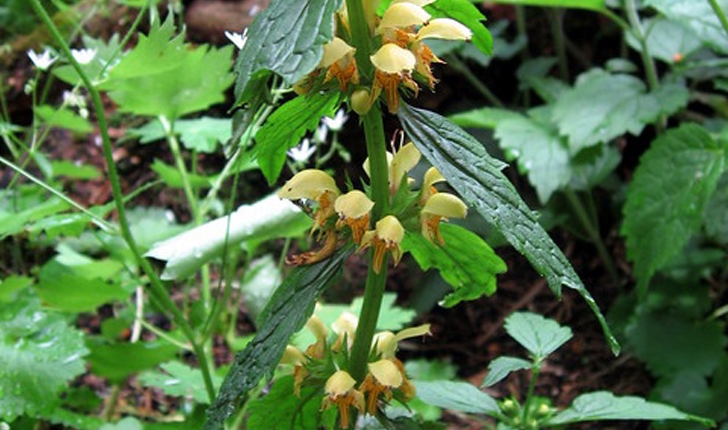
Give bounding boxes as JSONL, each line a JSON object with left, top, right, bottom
{"left": 398, "top": 102, "right": 618, "bottom": 353}
{"left": 205, "top": 245, "right": 353, "bottom": 429}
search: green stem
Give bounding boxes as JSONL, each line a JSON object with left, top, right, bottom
{"left": 708, "top": 0, "right": 728, "bottom": 39}
{"left": 623, "top": 0, "right": 659, "bottom": 93}
{"left": 549, "top": 8, "right": 569, "bottom": 82}
{"left": 349, "top": 264, "right": 388, "bottom": 382}
{"left": 362, "top": 104, "right": 390, "bottom": 219}
{"left": 345, "top": 0, "right": 374, "bottom": 81}
{"left": 515, "top": 5, "right": 531, "bottom": 108}
{"left": 446, "top": 55, "right": 504, "bottom": 108}
{"left": 565, "top": 190, "right": 619, "bottom": 285}
{"left": 521, "top": 362, "right": 541, "bottom": 425}
{"left": 30, "top": 0, "right": 216, "bottom": 403}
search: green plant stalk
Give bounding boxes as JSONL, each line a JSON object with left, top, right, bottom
{"left": 521, "top": 362, "right": 541, "bottom": 426}
{"left": 515, "top": 5, "right": 531, "bottom": 108}
{"left": 30, "top": 0, "right": 216, "bottom": 402}
{"left": 565, "top": 189, "right": 619, "bottom": 284}
{"left": 708, "top": 0, "right": 728, "bottom": 38}
{"left": 0, "top": 155, "right": 115, "bottom": 232}
{"left": 344, "top": 0, "right": 392, "bottom": 383}
{"left": 549, "top": 8, "right": 569, "bottom": 82}
{"left": 446, "top": 55, "right": 504, "bottom": 108}
{"left": 623, "top": 0, "right": 659, "bottom": 93}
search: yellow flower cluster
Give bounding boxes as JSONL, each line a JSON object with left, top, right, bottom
{"left": 280, "top": 311, "right": 431, "bottom": 428}
{"left": 278, "top": 141, "right": 467, "bottom": 271}
{"left": 296, "top": 0, "right": 472, "bottom": 113}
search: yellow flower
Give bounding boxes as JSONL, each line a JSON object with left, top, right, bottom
{"left": 419, "top": 167, "right": 445, "bottom": 205}
{"left": 304, "top": 314, "right": 329, "bottom": 359}
{"left": 320, "top": 37, "right": 359, "bottom": 91}
{"left": 335, "top": 190, "right": 374, "bottom": 244}
{"left": 359, "top": 215, "right": 405, "bottom": 273}
{"left": 389, "top": 141, "right": 421, "bottom": 194}
{"left": 369, "top": 43, "right": 418, "bottom": 113}
{"left": 279, "top": 169, "right": 340, "bottom": 234}
{"left": 321, "top": 370, "right": 365, "bottom": 429}
{"left": 331, "top": 311, "right": 359, "bottom": 353}
{"left": 412, "top": 18, "right": 472, "bottom": 87}
{"left": 420, "top": 192, "right": 468, "bottom": 244}
{"left": 373, "top": 324, "right": 431, "bottom": 358}
{"left": 280, "top": 345, "right": 310, "bottom": 396}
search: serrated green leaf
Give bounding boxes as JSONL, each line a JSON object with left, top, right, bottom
{"left": 256, "top": 92, "right": 340, "bottom": 184}
{"left": 625, "top": 310, "right": 726, "bottom": 378}
{"left": 552, "top": 69, "right": 688, "bottom": 152}
{"left": 34, "top": 105, "right": 92, "bottom": 133}
{"left": 482, "top": 356, "right": 532, "bottom": 387}
{"left": 50, "top": 160, "right": 101, "bottom": 180}
{"left": 139, "top": 361, "right": 224, "bottom": 404}
{"left": 480, "top": 0, "right": 605, "bottom": 10}
{"left": 233, "top": 0, "right": 342, "bottom": 105}
{"left": 494, "top": 106, "right": 571, "bottom": 203}
{"left": 504, "top": 312, "right": 573, "bottom": 359}
{"left": 205, "top": 245, "right": 353, "bottom": 430}
{"left": 704, "top": 171, "right": 728, "bottom": 245}
{"left": 621, "top": 124, "right": 725, "bottom": 291}
{"left": 0, "top": 293, "right": 89, "bottom": 421}
{"left": 53, "top": 34, "right": 122, "bottom": 85}
{"left": 146, "top": 193, "right": 311, "bottom": 280}
{"left": 625, "top": 17, "right": 704, "bottom": 64}
{"left": 656, "top": 365, "right": 728, "bottom": 425}
{"left": 0, "top": 194, "right": 70, "bottom": 239}
{"left": 103, "top": 18, "right": 233, "bottom": 120}
{"left": 246, "top": 376, "right": 325, "bottom": 430}
{"left": 128, "top": 117, "right": 232, "bottom": 153}
{"left": 414, "top": 380, "right": 499, "bottom": 415}
{"left": 427, "top": 0, "right": 493, "bottom": 56}
{"left": 545, "top": 391, "right": 714, "bottom": 426}
{"left": 644, "top": 0, "right": 728, "bottom": 54}
{"left": 398, "top": 102, "right": 619, "bottom": 354}
{"left": 402, "top": 224, "right": 506, "bottom": 307}
{"left": 86, "top": 340, "right": 180, "bottom": 383}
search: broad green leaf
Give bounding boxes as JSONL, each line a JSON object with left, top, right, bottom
{"left": 625, "top": 310, "right": 726, "bottom": 378}
{"left": 240, "top": 256, "right": 283, "bottom": 324}
{"left": 128, "top": 117, "right": 232, "bottom": 153}
{"left": 34, "top": 105, "right": 92, "bottom": 133}
{"left": 704, "top": 172, "right": 728, "bottom": 245}
{"left": 139, "top": 361, "right": 224, "bottom": 404}
{"left": 402, "top": 224, "right": 506, "bottom": 307}
{"left": 233, "top": 0, "right": 342, "bottom": 105}
{"left": 53, "top": 34, "right": 122, "bottom": 85}
{"left": 47, "top": 407, "right": 106, "bottom": 430}
{"left": 494, "top": 106, "right": 571, "bottom": 203}
{"left": 205, "top": 245, "right": 353, "bottom": 429}
{"left": 621, "top": 124, "right": 725, "bottom": 292}
{"left": 568, "top": 145, "right": 621, "bottom": 191}
{"left": 151, "top": 159, "right": 212, "bottom": 189}
{"left": 246, "top": 376, "right": 326, "bottom": 430}
{"left": 644, "top": 0, "right": 728, "bottom": 54}
{"left": 103, "top": 18, "right": 233, "bottom": 120}
{"left": 86, "top": 340, "right": 179, "bottom": 383}
{"left": 256, "top": 92, "right": 340, "bottom": 184}
{"left": 51, "top": 160, "right": 101, "bottom": 180}
{"left": 482, "top": 356, "right": 532, "bottom": 387}
{"left": 0, "top": 292, "right": 88, "bottom": 421}
{"left": 0, "top": 194, "right": 69, "bottom": 239}
{"left": 26, "top": 212, "right": 90, "bottom": 240}
{"left": 398, "top": 102, "right": 619, "bottom": 354}
{"left": 146, "top": 193, "right": 311, "bottom": 280}
{"left": 625, "top": 17, "right": 704, "bottom": 64}
{"left": 545, "top": 391, "right": 714, "bottom": 426}
{"left": 504, "top": 312, "right": 573, "bottom": 359}
{"left": 405, "top": 360, "right": 458, "bottom": 421}
{"left": 35, "top": 258, "right": 128, "bottom": 312}
{"left": 553, "top": 69, "right": 688, "bottom": 153}
{"left": 427, "top": 0, "right": 493, "bottom": 56}
{"left": 0, "top": 275, "right": 33, "bottom": 301}
{"left": 414, "top": 380, "right": 499, "bottom": 415}
{"left": 487, "top": 0, "right": 605, "bottom": 10}
{"left": 449, "top": 107, "right": 522, "bottom": 129}
{"left": 656, "top": 359, "right": 728, "bottom": 426}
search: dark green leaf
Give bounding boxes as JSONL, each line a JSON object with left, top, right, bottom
{"left": 233, "top": 0, "right": 343, "bottom": 105}
{"left": 402, "top": 224, "right": 506, "bottom": 307}
{"left": 246, "top": 376, "right": 324, "bottom": 430}
{"left": 482, "top": 356, "right": 532, "bottom": 387}
{"left": 477, "top": 0, "right": 605, "bottom": 10}
{"left": 427, "top": 0, "right": 493, "bottom": 56}
{"left": 0, "top": 292, "right": 88, "bottom": 421}
{"left": 704, "top": 171, "right": 728, "bottom": 244}
{"left": 398, "top": 102, "right": 619, "bottom": 354}
{"left": 414, "top": 380, "right": 499, "bottom": 415}
{"left": 545, "top": 391, "right": 714, "bottom": 426}
{"left": 86, "top": 340, "right": 179, "bottom": 383}
{"left": 644, "top": 0, "right": 728, "bottom": 54}
{"left": 256, "top": 92, "right": 340, "bottom": 184}
{"left": 621, "top": 124, "right": 725, "bottom": 292}
{"left": 204, "top": 245, "right": 353, "bottom": 430}
{"left": 504, "top": 312, "right": 573, "bottom": 359}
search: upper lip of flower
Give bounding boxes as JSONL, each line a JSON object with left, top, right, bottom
{"left": 27, "top": 48, "right": 58, "bottom": 70}
{"left": 224, "top": 29, "right": 248, "bottom": 50}
{"left": 287, "top": 138, "right": 316, "bottom": 163}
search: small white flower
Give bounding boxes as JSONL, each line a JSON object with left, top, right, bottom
{"left": 225, "top": 29, "right": 248, "bottom": 50}
{"left": 313, "top": 124, "right": 328, "bottom": 144}
{"left": 27, "top": 48, "right": 57, "bottom": 71}
{"left": 71, "top": 48, "right": 97, "bottom": 65}
{"left": 322, "top": 109, "right": 348, "bottom": 132}
{"left": 62, "top": 90, "right": 84, "bottom": 108}
{"left": 287, "top": 138, "right": 317, "bottom": 163}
